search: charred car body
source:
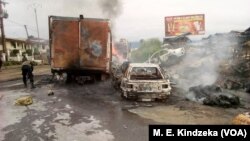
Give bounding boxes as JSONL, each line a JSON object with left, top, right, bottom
{"left": 119, "top": 63, "right": 171, "bottom": 101}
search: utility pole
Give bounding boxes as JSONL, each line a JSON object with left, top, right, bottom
{"left": 24, "top": 25, "right": 29, "bottom": 38}
{"left": 28, "top": 3, "right": 41, "bottom": 39}
{"left": 0, "top": 0, "right": 7, "bottom": 61}
{"left": 34, "top": 8, "right": 39, "bottom": 39}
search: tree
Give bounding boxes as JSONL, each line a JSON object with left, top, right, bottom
{"left": 130, "top": 38, "right": 162, "bottom": 62}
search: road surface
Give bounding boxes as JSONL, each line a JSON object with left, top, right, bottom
{"left": 0, "top": 65, "right": 249, "bottom": 141}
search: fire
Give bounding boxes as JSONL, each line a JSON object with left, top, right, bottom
{"left": 112, "top": 43, "right": 125, "bottom": 63}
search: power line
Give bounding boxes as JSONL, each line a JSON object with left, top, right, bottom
{"left": 5, "top": 19, "right": 37, "bottom": 31}
{"left": 5, "top": 20, "right": 37, "bottom": 32}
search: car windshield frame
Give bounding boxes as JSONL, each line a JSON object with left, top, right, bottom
{"left": 129, "top": 66, "right": 164, "bottom": 80}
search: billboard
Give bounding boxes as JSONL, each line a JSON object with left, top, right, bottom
{"left": 165, "top": 14, "right": 205, "bottom": 36}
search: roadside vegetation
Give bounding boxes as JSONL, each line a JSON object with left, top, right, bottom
{"left": 130, "top": 38, "right": 162, "bottom": 62}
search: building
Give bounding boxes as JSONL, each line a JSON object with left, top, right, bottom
{"left": 0, "top": 37, "right": 49, "bottom": 64}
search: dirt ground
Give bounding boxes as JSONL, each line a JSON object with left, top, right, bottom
{"left": 0, "top": 65, "right": 249, "bottom": 141}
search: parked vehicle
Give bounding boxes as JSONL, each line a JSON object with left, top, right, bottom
{"left": 49, "top": 15, "right": 112, "bottom": 83}
{"left": 119, "top": 63, "right": 171, "bottom": 101}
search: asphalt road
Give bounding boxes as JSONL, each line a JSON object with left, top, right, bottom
{"left": 0, "top": 65, "right": 250, "bottom": 141}
{"left": 0, "top": 74, "right": 156, "bottom": 141}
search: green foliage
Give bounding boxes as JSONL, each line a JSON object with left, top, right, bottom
{"left": 25, "top": 49, "right": 33, "bottom": 56}
{"left": 10, "top": 49, "right": 19, "bottom": 57}
{"left": 31, "top": 61, "right": 38, "bottom": 66}
{"left": 130, "top": 38, "right": 162, "bottom": 62}
{"left": 3, "top": 61, "right": 21, "bottom": 66}
{"left": 3, "top": 61, "right": 38, "bottom": 66}
{"left": 33, "top": 47, "right": 40, "bottom": 55}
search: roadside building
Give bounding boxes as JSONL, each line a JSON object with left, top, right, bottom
{"left": 0, "top": 36, "right": 49, "bottom": 64}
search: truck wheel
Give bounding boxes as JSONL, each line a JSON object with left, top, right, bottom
{"left": 66, "top": 73, "right": 72, "bottom": 83}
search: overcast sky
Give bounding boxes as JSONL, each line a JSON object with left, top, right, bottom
{"left": 3, "top": 0, "right": 250, "bottom": 41}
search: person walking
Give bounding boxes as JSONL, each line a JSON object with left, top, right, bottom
{"left": 21, "top": 59, "right": 35, "bottom": 88}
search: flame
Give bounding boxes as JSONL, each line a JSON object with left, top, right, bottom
{"left": 112, "top": 43, "right": 125, "bottom": 63}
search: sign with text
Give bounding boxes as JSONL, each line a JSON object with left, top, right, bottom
{"left": 165, "top": 14, "right": 205, "bottom": 36}
{"left": 149, "top": 125, "right": 250, "bottom": 141}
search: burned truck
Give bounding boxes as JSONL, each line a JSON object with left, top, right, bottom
{"left": 119, "top": 63, "right": 171, "bottom": 101}
{"left": 49, "top": 15, "right": 112, "bottom": 83}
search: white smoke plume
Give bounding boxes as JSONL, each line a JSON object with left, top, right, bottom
{"left": 168, "top": 34, "right": 237, "bottom": 91}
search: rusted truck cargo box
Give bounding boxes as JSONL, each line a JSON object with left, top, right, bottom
{"left": 49, "top": 15, "right": 112, "bottom": 80}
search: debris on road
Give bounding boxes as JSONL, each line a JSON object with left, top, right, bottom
{"left": 188, "top": 85, "right": 240, "bottom": 107}
{"left": 14, "top": 96, "right": 33, "bottom": 106}
{"left": 48, "top": 90, "right": 54, "bottom": 96}
{"left": 47, "top": 84, "right": 55, "bottom": 96}
{"left": 123, "top": 124, "right": 128, "bottom": 129}
{"left": 232, "top": 112, "right": 250, "bottom": 125}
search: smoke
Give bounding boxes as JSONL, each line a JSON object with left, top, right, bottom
{"left": 168, "top": 34, "right": 237, "bottom": 91}
{"left": 99, "top": 0, "right": 122, "bottom": 19}
{"left": 98, "top": 0, "right": 123, "bottom": 39}
{"left": 5, "top": 0, "right": 123, "bottom": 39}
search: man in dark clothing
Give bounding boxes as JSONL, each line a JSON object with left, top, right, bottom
{"left": 22, "top": 60, "right": 35, "bottom": 88}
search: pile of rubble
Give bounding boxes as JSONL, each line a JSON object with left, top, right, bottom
{"left": 188, "top": 85, "right": 240, "bottom": 108}
{"left": 215, "top": 27, "right": 250, "bottom": 92}
{"left": 216, "top": 60, "right": 250, "bottom": 91}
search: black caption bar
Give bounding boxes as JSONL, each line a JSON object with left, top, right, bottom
{"left": 149, "top": 125, "right": 250, "bottom": 141}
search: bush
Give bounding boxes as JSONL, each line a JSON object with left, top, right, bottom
{"left": 10, "top": 49, "right": 20, "bottom": 57}
{"left": 3, "top": 61, "right": 38, "bottom": 66}
{"left": 31, "top": 61, "right": 38, "bottom": 66}
{"left": 33, "top": 48, "right": 40, "bottom": 55}
{"left": 3, "top": 61, "right": 21, "bottom": 66}
{"left": 26, "top": 49, "right": 33, "bottom": 56}
{"left": 130, "top": 38, "right": 162, "bottom": 62}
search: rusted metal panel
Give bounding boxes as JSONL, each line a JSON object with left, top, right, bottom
{"left": 50, "top": 18, "right": 79, "bottom": 69}
{"left": 79, "top": 20, "right": 110, "bottom": 72}
{"left": 49, "top": 16, "right": 111, "bottom": 73}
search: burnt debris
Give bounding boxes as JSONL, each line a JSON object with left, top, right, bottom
{"left": 188, "top": 85, "right": 240, "bottom": 108}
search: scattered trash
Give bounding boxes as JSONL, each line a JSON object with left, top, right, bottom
{"left": 15, "top": 96, "right": 33, "bottom": 106}
{"left": 47, "top": 84, "right": 54, "bottom": 96}
{"left": 65, "top": 104, "right": 72, "bottom": 109}
{"left": 188, "top": 85, "right": 240, "bottom": 107}
{"left": 123, "top": 124, "right": 127, "bottom": 129}
{"left": 232, "top": 112, "right": 250, "bottom": 125}
{"left": 48, "top": 90, "right": 54, "bottom": 96}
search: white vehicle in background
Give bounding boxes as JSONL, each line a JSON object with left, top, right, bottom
{"left": 146, "top": 32, "right": 191, "bottom": 66}
{"left": 120, "top": 63, "right": 171, "bottom": 101}
{"left": 147, "top": 46, "right": 186, "bottom": 65}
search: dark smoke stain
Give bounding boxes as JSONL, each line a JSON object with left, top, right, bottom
{"left": 99, "top": 0, "right": 122, "bottom": 19}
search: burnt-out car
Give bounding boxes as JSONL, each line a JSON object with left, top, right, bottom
{"left": 111, "top": 61, "right": 130, "bottom": 89}
{"left": 120, "top": 63, "right": 171, "bottom": 101}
